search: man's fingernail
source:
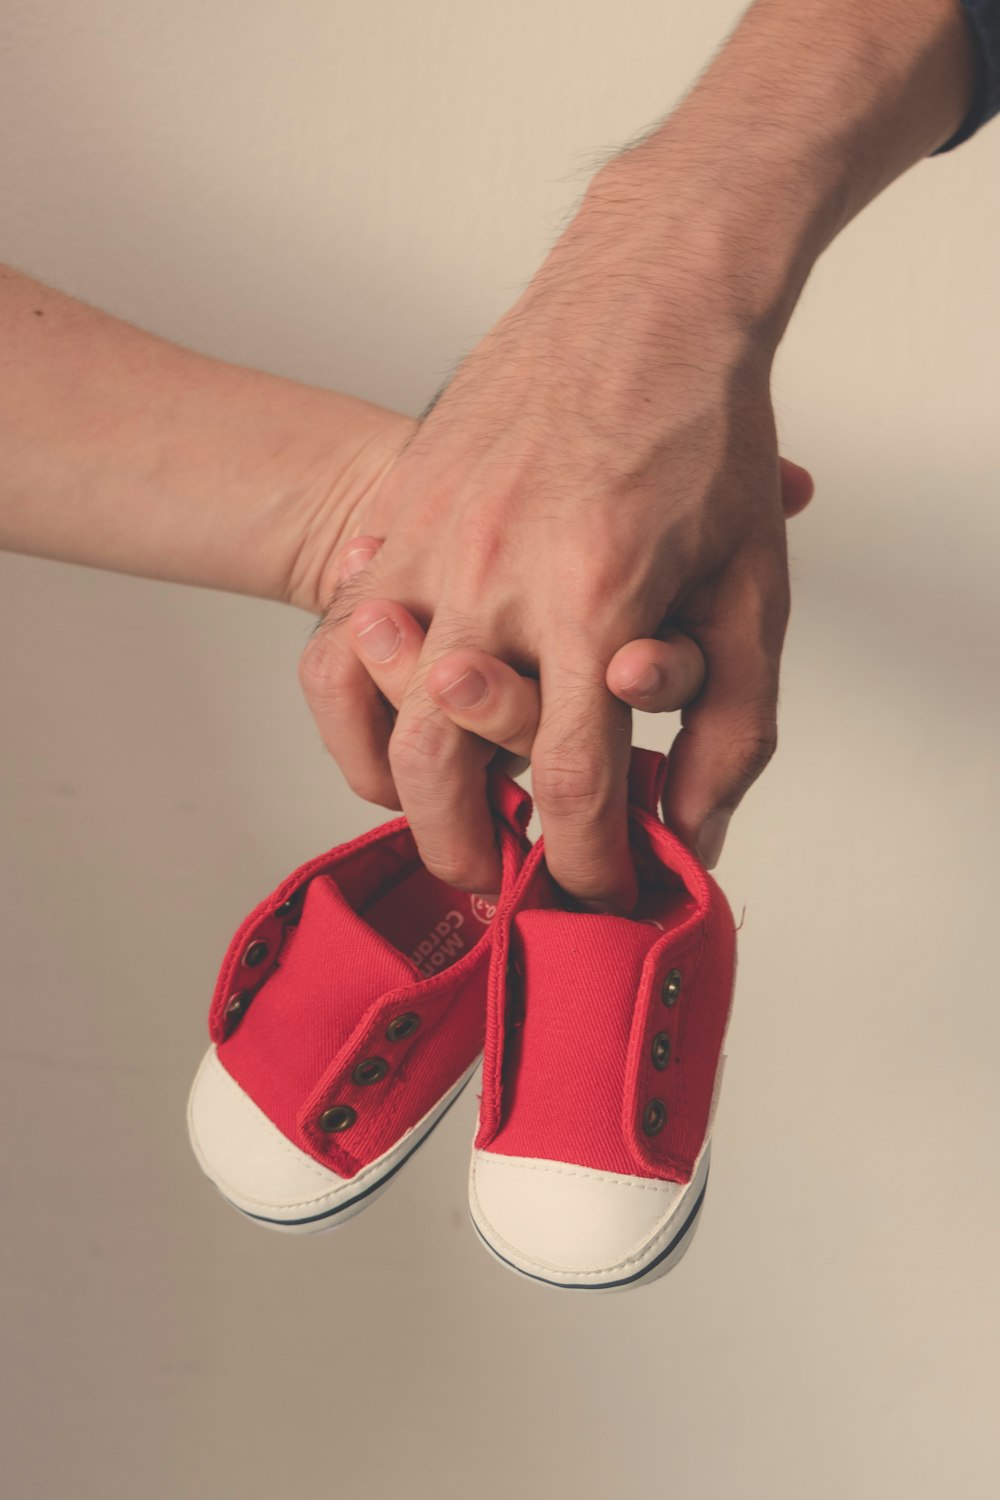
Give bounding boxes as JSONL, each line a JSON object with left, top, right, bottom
{"left": 341, "top": 546, "right": 377, "bottom": 578}
{"left": 622, "top": 663, "right": 663, "bottom": 699}
{"left": 356, "top": 615, "right": 401, "bottom": 662}
{"left": 696, "top": 810, "right": 731, "bottom": 869}
{"left": 437, "top": 668, "right": 487, "bottom": 710}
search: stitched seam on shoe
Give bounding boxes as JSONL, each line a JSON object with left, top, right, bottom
{"left": 626, "top": 928, "right": 705, "bottom": 1176}
{"left": 478, "top": 1155, "right": 686, "bottom": 1193}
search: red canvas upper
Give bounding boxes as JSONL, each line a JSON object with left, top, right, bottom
{"left": 475, "top": 749, "right": 737, "bottom": 1184}
{"left": 208, "top": 770, "right": 532, "bottom": 1179}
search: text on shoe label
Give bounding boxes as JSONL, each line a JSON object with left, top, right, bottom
{"left": 410, "top": 911, "right": 466, "bottom": 977}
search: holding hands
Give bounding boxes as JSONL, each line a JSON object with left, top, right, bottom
{"left": 4, "top": 0, "right": 974, "bottom": 915}
{"left": 300, "top": 150, "right": 816, "bottom": 911}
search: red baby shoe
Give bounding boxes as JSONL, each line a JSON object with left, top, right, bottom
{"left": 188, "top": 773, "right": 532, "bottom": 1233}
{"left": 469, "top": 748, "right": 737, "bottom": 1290}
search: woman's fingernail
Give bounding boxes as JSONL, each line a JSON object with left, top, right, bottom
{"left": 622, "top": 664, "right": 663, "bottom": 699}
{"left": 437, "top": 668, "right": 488, "bottom": 710}
{"left": 356, "top": 615, "right": 401, "bottom": 662}
{"left": 696, "top": 810, "right": 731, "bottom": 869}
{"left": 341, "top": 546, "right": 377, "bottom": 578}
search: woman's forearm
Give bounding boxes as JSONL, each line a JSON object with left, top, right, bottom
{"left": 0, "top": 266, "right": 415, "bottom": 612}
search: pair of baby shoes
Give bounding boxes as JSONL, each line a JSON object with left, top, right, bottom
{"left": 187, "top": 749, "right": 736, "bottom": 1291}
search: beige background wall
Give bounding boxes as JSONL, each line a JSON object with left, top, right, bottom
{"left": 2, "top": 3, "right": 999, "bottom": 1497}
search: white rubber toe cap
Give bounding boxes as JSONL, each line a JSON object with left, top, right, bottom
{"left": 187, "top": 1047, "right": 354, "bottom": 1227}
{"left": 469, "top": 1147, "right": 710, "bottom": 1289}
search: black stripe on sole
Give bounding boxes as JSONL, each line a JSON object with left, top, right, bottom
{"left": 472, "top": 1173, "right": 709, "bottom": 1291}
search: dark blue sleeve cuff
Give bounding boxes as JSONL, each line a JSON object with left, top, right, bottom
{"left": 934, "top": 0, "right": 1000, "bottom": 152}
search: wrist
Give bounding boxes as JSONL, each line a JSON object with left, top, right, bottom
{"left": 576, "top": 147, "right": 815, "bottom": 359}
{"left": 277, "top": 403, "right": 416, "bottom": 615}
{"left": 577, "top": 0, "right": 974, "bottom": 352}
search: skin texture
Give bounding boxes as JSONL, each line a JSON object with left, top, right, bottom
{"left": 0, "top": 266, "right": 416, "bottom": 614}
{"left": 0, "top": 265, "right": 807, "bottom": 796}
{"left": 0, "top": 261, "right": 810, "bottom": 864}
{"left": 330, "top": 453, "right": 815, "bottom": 886}
{"left": 0, "top": 2, "right": 975, "bottom": 913}
{"left": 301, "top": 0, "right": 974, "bottom": 908}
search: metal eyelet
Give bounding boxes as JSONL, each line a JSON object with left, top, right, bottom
{"left": 651, "top": 1032, "right": 672, "bottom": 1070}
{"left": 276, "top": 888, "right": 304, "bottom": 925}
{"left": 242, "top": 939, "right": 269, "bottom": 968}
{"left": 386, "top": 1013, "right": 420, "bottom": 1042}
{"left": 224, "top": 990, "right": 250, "bottom": 1019}
{"left": 352, "top": 1056, "right": 389, "bottom": 1086}
{"left": 662, "top": 968, "right": 682, "bottom": 1006}
{"left": 642, "top": 1098, "right": 667, "bottom": 1136}
{"left": 318, "top": 1105, "right": 356, "bottom": 1133}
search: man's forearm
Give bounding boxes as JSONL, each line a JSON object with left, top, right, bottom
{"left": 0, "top": 266, "right": 414, "bottom": 611}
{"left": 576, "top": 0, "right": 974, "bottom": 350}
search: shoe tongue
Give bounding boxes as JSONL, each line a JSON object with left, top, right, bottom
{"left": 304, "top": 874, "right": 420, "bottom": 989}
{"left": 506, "top": 906, "right": 662, "bottom": 1164}
{"left": 514, "top": 905, "right": 661, "bottom": 1019}
{"left": 488, "top": 765, "right": 533, "bottom": 837}
{"left": 233, "top": 876, "right": 418, "bottom": 1083}
{"left": 217, "top": 876, "right": 422, "bottom": 1144}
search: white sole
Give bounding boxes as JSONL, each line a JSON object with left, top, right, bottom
{"left": 188, "top": 1056, "right": 479, "bottom": 1236}
{"left": 469, "top": 1151, "right": 710, "bottom": 1291}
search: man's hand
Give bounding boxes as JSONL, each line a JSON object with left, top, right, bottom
{"left": 299, "top": 0, "right": 973, "bottom": 909}
{"left": 301, "top": 181, "right": 801, "bottom": 911}
{"left": 305, "top": 365, "right": 787, "bottom": 909}
{"left": 308, "top": 454, "right": 811, "bottom": 898}
{"left": 350, "top": 454, "right": 812, "bottom": 797}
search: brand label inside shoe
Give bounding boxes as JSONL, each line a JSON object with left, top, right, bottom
{"left": 410, "top": 911, "right": 467, "bottom": 976}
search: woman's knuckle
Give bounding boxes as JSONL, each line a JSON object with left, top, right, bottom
{"left": 298, "top": 628, "right": 348, "bottom": 701}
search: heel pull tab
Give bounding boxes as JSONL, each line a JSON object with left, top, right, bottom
{"left": 627, "top": 748, "right": 669, "bottom": 817}
{"left": 488, "top": 767, "right": 533, "bottom": 843}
